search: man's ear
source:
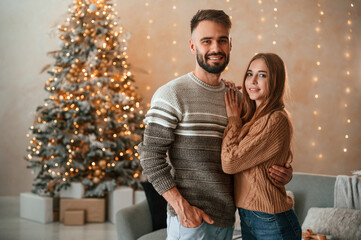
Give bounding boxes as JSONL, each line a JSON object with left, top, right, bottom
{"left": 230, "top": 37, "right": 232, "bottom": 52}
{"left": 189, "top": 38, "right": 196, "bottom": 55}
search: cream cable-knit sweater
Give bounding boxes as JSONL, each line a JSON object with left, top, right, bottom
{"left": 221, "top": 110, "right": 294, "bottom": 214}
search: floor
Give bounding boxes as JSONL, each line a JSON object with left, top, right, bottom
{"left": 0, "top": 197, "right": 117, "bottom": 240}
{"left": 0, "top": 197, "right": 242, "bottom": 240}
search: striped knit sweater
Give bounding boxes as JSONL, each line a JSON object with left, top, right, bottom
{"left": 221, "top": 111, "right": 294, "bottom": 214}
{"left": 138, "top": 72, "right": 235, "bottom": 227}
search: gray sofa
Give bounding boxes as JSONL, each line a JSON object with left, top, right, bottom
{"left": 115, "top": 172, "right": 336, "bottom": 240}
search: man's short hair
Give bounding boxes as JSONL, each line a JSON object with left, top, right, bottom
{"left": 190, "top": 9, "right": 232, "bottom": 34}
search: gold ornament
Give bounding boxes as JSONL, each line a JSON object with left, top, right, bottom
{"left": 99, "top": 160, "right": 107, "bottom": 169}
{"left": 92, "top": 177, "right": 100, "bottom": 184}
{"left": 94, "top": 169, "right": 102, "bottom": 176}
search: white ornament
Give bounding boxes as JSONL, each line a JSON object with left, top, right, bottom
{"left": 89, "top": 4, "right": 97, "bottom": 12}
{"left": 58, "top": 40, "right": 65, "bottom": 48}
{"left": 123, "top": 32, "right": 131, "bottom": 40}
{"left": 95, "top": 39, "right": 105, "bottom": 48}
{"left": 73, "top": 35, "right": 80, "bottom": 42}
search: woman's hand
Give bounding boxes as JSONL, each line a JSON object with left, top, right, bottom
{"left": 221, "top": 79, "right": 242, "bottom": 91}
{"left": 225, "top": 88, "right": 242, "bottom": 118}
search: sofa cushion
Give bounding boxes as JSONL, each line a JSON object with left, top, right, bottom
{"left": 141, "top": 181, "right": 167, "bottom": 231}
{"left": 302, "top": 207, "right": 361, "bottom": 239}
{"left": 138, "top": 228, "right": 167, "bottom": 240}
{"left": 286, "top": 173, "right": 336, "bottom": 223}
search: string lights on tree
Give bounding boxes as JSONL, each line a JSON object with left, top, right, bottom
{"left": 25, "top": 0, "right": 145, "bottom": 197}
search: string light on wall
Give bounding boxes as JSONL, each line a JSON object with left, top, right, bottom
{"left": 312, "top": 1, "right": 324, "bottom": 160}
{"left": 343, "top": 1, "right": 354, "bottom": 154}
{"left": 145, "top": 1, "right": 152, "bottom": 93}
{"left": 272, "top": 0, "right": 278, "bottom": 46}
{"left": 257, "top": 0, "right": 265, "bottom": 43}
{"left": 225, "top": 0, "right": 233, "bottom": 20}
{"left": 224, "top": 0, "right": 233, "bottom": 71}
{"left": 171, "top": 0, "right": 179, "bottom": 78}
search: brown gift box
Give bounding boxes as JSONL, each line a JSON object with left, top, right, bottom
{"left": 64, "top": 210, "right": 85, "bottom": 226}
{"left": 60, "top": 198, "right": 105, "bottom": 223}
{"left": 53, "top": 211, "right": 59, "bottom": 222}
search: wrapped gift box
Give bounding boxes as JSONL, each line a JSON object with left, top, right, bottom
{"left": 53, "top": 211, "right": 59, "bottom": 222}
{"left": 20, "top": 192, "right": 54, "bottom": 224}
{"left": 64, "top": 210, "right": 85, "bottom": 226}
{"left": 134, "top": 190, "right": 146, "bottom": 204}
{"left": 60, "top": 182, "right": 84, "bottom": 199}
{"left": 107, "top": 186, "right": 133, "bottom": 223}
{"left": 60, "top": 198, "right": 105, "bottom": 223}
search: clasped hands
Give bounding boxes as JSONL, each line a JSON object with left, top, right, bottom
{"left": 223, "top": 79, "right": 242, "bottom": 118}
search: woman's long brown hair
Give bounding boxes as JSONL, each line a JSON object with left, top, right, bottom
{"left": 240, "top": 53, "right": 293, "bottom": 161}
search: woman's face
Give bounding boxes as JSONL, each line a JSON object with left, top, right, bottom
{"left": 245, "top": 58, "right": 269, "bottom": 108}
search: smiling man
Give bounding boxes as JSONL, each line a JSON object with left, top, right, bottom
{"left": 138, "top": 9, "right": 293, "bottom": 240}
{"left": 192, "top": 21, "right": 230, "bottom": 75}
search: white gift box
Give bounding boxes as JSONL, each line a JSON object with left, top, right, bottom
{"left": 60, "top": 182, "right": 84, "bottom": 199}
{"left": 107, "top": 186, "right": 133, "bottom": 223}
{"left": 134, "top": 190, "right": 146, "bottom": 204}
{"left": 20, "top": 192, "right": 53, "bottom": 224}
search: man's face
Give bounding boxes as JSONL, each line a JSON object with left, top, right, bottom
{"left": 190, "top": 20, "right": 231, "bottom": 74}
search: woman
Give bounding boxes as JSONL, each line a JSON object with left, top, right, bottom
{"left": 221, "top": 53, "right": 301, "bottom": 239}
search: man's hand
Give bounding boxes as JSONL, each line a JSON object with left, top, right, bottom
{"left": 269, "top": 162, "right": 293, "bottom": 185}
{"left": 177, "top": 201, "right": 214, "bottom": 228}
{"left": 162, "top": 187, "right": 214, "bottom": 228}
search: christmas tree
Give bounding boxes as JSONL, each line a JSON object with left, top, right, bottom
{"left": 25, "top": 0, "right": 145, "bottom": 197}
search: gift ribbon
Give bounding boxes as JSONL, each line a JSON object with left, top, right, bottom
{"left": 302, "top": 229, "right": 327, "bottom": 240}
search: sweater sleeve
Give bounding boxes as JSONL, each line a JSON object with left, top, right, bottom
{"left": 138, "top": 85, "right": 182, "bottom": 195}
{"left": 222, "top": 116, "right": 243, "bottom": 140}
{"left": 221, "top": 111, "right": 291, "bottom": 174}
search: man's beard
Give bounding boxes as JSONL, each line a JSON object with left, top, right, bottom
{"left": 196, "top": 51, "right": 229, "bottom": 74}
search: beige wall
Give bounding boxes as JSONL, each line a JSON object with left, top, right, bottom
{"left": 0, "top": 0, "right": 360, "bottom": 196}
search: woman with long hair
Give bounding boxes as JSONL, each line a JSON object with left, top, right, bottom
{"left": 221, "top": 53, "right": 301, "bottom": 239}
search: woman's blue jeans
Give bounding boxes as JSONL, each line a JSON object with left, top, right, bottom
{"left": 238, "top": 208, "right": 302, "bottom": 240}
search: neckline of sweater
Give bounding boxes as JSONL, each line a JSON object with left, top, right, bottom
{"left": 188, "top": 72, "right": 225, "bottom": 92}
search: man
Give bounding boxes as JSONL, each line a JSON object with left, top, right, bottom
{"left": 138, "top": 9, "right": 292, "bottom": 239}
